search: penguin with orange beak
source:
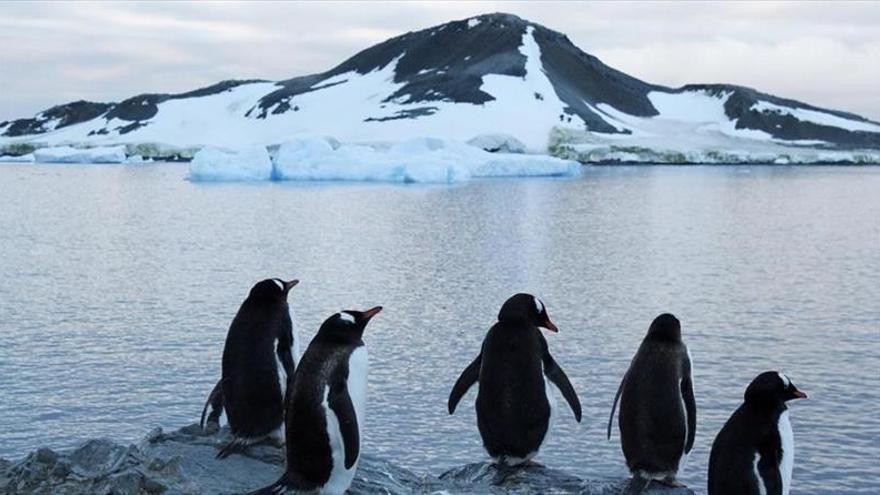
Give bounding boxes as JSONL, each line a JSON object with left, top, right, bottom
{"left": 248, "top": 306, "right": 382, "bottom": 495}
{"left": 448, "top": 293, "right": 582, "bottom": 466}
{"left": 199, "top": 278, "right": 300, "bottom": 459}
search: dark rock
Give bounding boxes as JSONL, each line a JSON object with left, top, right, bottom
{"left": 2, "top": 100, "right": 112, "bottom": 137}
{"left": 437, "top": 462, "right": 694, "bottom": 494}
{"left": 364, "top": 107, "right": 439, "bottom": 122}
{"left": 683, "top": 83, "right": 880, "bottom": 149}
{"left": 0, "top": 424, "right": 699, "bottom": 494}
{"left": 32, "top": 449, "right": 57, "bottom": 466}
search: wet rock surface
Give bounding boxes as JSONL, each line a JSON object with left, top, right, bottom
{"left": 0, "top": 424, "right": 696, "bottom": 494}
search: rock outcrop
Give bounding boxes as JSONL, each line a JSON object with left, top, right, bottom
{"left": 0, "top": 425, "right": 696, "bottom": 494}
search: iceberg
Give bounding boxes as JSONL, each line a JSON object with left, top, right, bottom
{"left": 32, "top": 146, "right": 127, "bottom": 164}
{"left": 275, "top": 138, "right": 470, "bottom": 183}
{"left": 0, "top": 153, "right": 35, "bottom": 163}
{"left": 474, "top": 153, "right": 582, "bottom": 177}
{"left": 188, "top": 145, "right": 273, "bottom": 181}
{"left": 269, "top": 136, "right": 579, "bottom": 184}
{"left": 187, "top": 137, "right": 580, "bottom": 183}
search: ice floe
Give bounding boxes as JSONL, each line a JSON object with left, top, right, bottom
{"left": 32, "top": 145, "right": 127, "bottom": 164}
{"left": 193, "top": 137, "right": 580, "bottom": 183}
{"left": 188, "top": 145, "right": 274, "bottom": 181}
{"left": 0, "top": 153, "right": 35, "bottom": 163}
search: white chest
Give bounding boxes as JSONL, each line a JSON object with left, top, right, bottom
{"left": 778, "top": 410, "right": 794, "bottom": 495}
{"left": 321, "top": 347, "right": 369, "bottom": 495}
{"left": 347, "top": 347, "right": 369, "bottom": 425}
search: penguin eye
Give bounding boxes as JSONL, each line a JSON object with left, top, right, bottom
{"left": 534, "top": 298, "right": 545, "bottom": 314}
{"left": 338, "top": 312, "right": 356, "bottom": 324}
{"left": 272, "top": 279, "right": 284, "bottom": 291}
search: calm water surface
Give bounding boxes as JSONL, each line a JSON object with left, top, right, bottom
{"left": 0, "top": 163, "right": 878, "bottom": 494}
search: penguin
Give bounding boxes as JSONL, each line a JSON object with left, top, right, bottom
{"left": 708, "top": 371, "right": 807, "bottom": 495}
{"left": 606, "top": 313, "right": 696, "bottom": 494}
{"left": 448, "top": 293, "right": 582, "bottom": 466}
{"left": 247, "top": 306, "right": 382, "bottom": 495}
{"left": 199, "top": 278, "right": 299, "bottom": 459}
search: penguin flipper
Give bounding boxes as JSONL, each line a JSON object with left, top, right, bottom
{"left": 276, "top": 337, "right": 296, "bottom": 383}
{"left": 540, "top": 338, "right": 582, "bottom": 422}
{"left": 448, "top": 353, "right": 482, "bottom": 414}
{"left": 681, "top": 374, "right": 696, "bottom": 454}
{"left": 757, "top": 444, "right": 784, "bottom": 495}
{"left": 200, "top": 380, "right": 224, "bottom": 430}
{"left": 328, "top": 380, "right": 360, "bottom": 469}
{"left": 607, "top": 374, "right": 625, "bottom": 440}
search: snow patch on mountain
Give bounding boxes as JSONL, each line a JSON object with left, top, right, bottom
{"left": 750, "top": 101, "right": 880, "bottom": 133}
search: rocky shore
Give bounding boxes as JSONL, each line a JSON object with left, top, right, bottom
{"left": 0, "top": 425, "right": 695, "bottom": 494}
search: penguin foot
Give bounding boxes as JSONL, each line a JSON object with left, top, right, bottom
{"left": 216, "top": 437, "right": 252, "bottom": 459}
{"left": 657, "top": 478, "right": 687, "bottom": 488}
{"left": 202, "top": 421, "right": 221, "bottom": 435}
{"left": 259, "top": 436, "right": 285, "bottom": 448}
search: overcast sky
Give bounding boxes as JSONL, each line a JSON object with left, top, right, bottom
{"left": 1, "top": 1, "right": 878, "bottom": 122}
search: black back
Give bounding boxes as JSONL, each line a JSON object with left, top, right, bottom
{"left": 450, "top": 293, "right": 580, "bottom": 460}
{"left": 617, "top": 314, "right": 695, "bottom": 475}
{"left": 221, "top": 279, "right": 295, "bottom": 439}
{"left": 708, "top": 371, "right": 806, "bottom": 495}
{"left": 477, "top": 317, "right": 551, "bottom": 459}
{"left": 282, "top": 308, "right": 378, "bottom": 489}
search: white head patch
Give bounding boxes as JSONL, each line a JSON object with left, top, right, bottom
{"left": 272, "top": 279, "right": 284, "bottom": 291}
{"left": 777, "top": 372, "right": 791, "bottom": 387}
{"left": 534, "top": 297, "right": 545, "bottom": 314}
{"left": 338, "top": 312, "right": 355, "bottom": 324}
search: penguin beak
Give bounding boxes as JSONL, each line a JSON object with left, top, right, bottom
{"left": 541, "top": 316, "right": 559, "bottom": 333}
{"left": 792, "top": 389, "right": 808, "bottom": 400}
{"left": 361, "top": 306, "right": 383, "bottom": 322}
{"left": 283, "top": 279, "right": 300, "bottom": 292}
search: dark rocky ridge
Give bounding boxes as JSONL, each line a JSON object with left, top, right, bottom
{"left": 2, "top": 12, "right": 878, "bottom": 151}
{"left": 251, "top": 13, "right": 659, "bottom": 133}
{"left": 688, "top": 84, "right": 880, "bottom": 149}
{"left": 2, "top": 101, "right": 112, "bottom": 137}
{"left": 3, "top": 80, "right": 266, "bottom": 138}
{"left": 0, "top": 424, "right": 696, "bottom": 494}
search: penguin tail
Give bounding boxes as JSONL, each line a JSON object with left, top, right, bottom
{"left": 621, "top": 473, "right": 651, "bottom": 495}
{"left": 200, "top": 380, "right": 223, "bottom": 430}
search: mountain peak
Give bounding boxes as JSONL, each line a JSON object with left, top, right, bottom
{"left": 2, "top": 13, "right": 878, "bottom": 156}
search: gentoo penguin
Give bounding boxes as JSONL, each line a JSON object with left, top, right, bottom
{"left": 448, "top": 293, "right": 582, "bottom": 466}
{"left": 199, "top": 278, "right": 299, "bottom": 459}
{"left": 248, "top": 306, "right": 382, "bottom": 495}
{"left": 708, "top": 371, "right": 807, "bottom": 495}
{"left": 606, "top": 313, "right": 696, "bottom": 494}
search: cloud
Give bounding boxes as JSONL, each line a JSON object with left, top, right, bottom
{"left": 1, "top": 0, "right": 878, "bottom": 121}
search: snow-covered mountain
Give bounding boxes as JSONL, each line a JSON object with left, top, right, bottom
{"left": 2, "top": 13, "right": 879, "bottom": 163}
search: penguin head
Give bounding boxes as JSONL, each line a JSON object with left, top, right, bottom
{"left": 318, "top": 306, "right": 383, "bottom": 342}
{"left": 745, "top": 371, "right": 808, "bottom": 406}
{"left": 248, "top": 278, "right": 299, "bottom": 302}
{"left": 646, "top": 313, "right": 681, "bottom": 341}
{"left": 498, "top": 293, "right": 558, "bottom": 332}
